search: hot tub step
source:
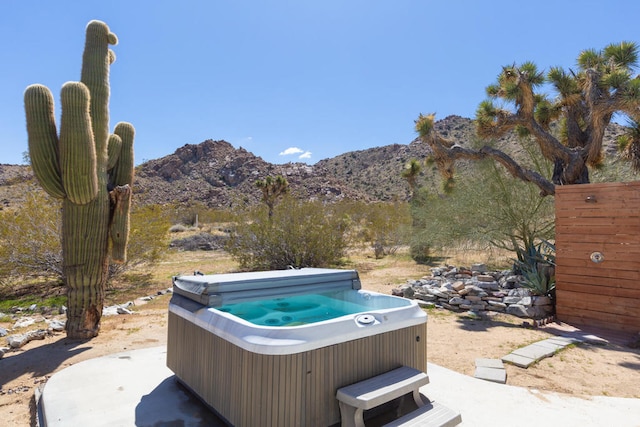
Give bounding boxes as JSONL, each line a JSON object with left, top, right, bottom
{"left": 383, "top": 400, "right": 462, "bottom": 427}
{"left": 336, "top": 366, "right": 431, "bottom": 427}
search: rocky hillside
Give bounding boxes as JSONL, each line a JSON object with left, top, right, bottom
{"left": 134, "top": 139, "right": 370, "bottom": 208}
{"left": 0, "top": 116, "right": 631, "bottom": 209}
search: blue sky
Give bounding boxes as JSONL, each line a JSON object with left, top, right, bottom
{"left": 1, "top": 1, "right": 639, "bottom": 166}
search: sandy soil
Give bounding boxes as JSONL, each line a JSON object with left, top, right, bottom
{"left": 1, "top": 272, "right": 639, "bottom": 426}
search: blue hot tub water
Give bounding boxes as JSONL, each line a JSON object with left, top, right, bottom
{"left": 216, "top": 290, "right": 398, "bottom": 327}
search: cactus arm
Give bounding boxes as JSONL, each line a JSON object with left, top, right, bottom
{"left": 59, "top": 82, "right": 99, "bottom": 205}
{"left": 80, "top": 20, "right": 117, "bottom": 160}
{"left": 109, "top": 122, "right": 134, "bottom": 263}
{"left": 109, "top": 184, "right": 131, "bottom": 263}
{"left": 24, "top": 84, "right": 66, "bottom": 199}
{"left": 111, "top": 122, "right": 135, "bottom": 185}
{"left": 106, "top": 134, "right": 122, "bottom": 171}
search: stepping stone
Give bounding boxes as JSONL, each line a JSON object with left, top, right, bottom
{"left": 511, "top": 343, "right": 556, "bottom": 360}
{"left": 475, "top": 358, "right": 504, "bottom": 369}
{"left": 474, "top": 358, "right": 507, "bottom": 383}
{"left": 533, "top": 339, "right": 566, "bottom": 352}
{"left": 474, "top": 366, "right": 507, "bottom": 384}
{"left": 547, "top": 336, "right": 582, "bottom": 346}
{"left": 501, "top": 353, "right": 536, "bottom": 368}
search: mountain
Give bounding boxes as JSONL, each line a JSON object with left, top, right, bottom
{"left": 134, "top": 139, "right": 371, "bottom": 208}
{"left": 0, "top": 115, "right": 630, "bottom": 209}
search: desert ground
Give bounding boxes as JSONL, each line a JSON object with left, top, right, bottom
{"left": 1, "top": 250, "right": 639, "bottom": 426}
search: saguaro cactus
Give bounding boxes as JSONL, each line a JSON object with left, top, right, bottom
{"left": 24, "top": 20, "right": 134, "bottom": 339}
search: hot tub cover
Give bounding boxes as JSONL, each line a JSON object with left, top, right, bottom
{"left": 172, "top": 268, "right": 362, "bottom": 306}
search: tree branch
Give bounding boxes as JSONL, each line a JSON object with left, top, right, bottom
{"left": 422, "top": 134, "right": 556, "bottom": 196}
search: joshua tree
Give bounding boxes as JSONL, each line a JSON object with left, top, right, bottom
{"left": 416, "top": 41, "right": 640, "bottom": 196}
{"left": 255, "top": 175, "right": 289, "bottom": 218}
{"left": 24, "top": 21, "right": 134, "bottom": 339}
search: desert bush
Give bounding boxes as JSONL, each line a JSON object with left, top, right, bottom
{"left": 108, "top": 204, "right": 172, "bottom": 279}
{"left": 409, "top": 151, "right": 555, "bottom": 263}
{"left": 169, "top": 224, "right": 188, "bottom": 233}
{"left": 356, "top": 202, "right": 411, "bottom": 258}
{"left": 170, "top": 232, "right": 228, "bottom": 251}
{"left": 0, "top": 190, "right": 62, "bottom": 278}
{"left": 227, "top": 197, "right": 349, "bottom": 270}
{"left": 0, "top": 195, "right": 170, "bottom": 284}
{"left": 328, "top": 200, "right": 412, "bottom": 257}
{"left": 167, "top": 201, "right": 236, "bottom": 227}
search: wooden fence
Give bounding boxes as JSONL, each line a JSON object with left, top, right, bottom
{"left": 555, "top": 181, "right": 640, "bottom": 332}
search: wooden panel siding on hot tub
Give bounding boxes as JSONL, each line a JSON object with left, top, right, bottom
{"left": 166, "top": 268, "right": 428, "bottom": 427}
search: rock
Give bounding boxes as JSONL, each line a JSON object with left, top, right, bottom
{"left": 427, "top": 288, "right": 450, "bottom": 299}
{"left": 487, "top": 300, "right": 507, "bottom": 310}
{"left": 533, "top": 296, "right": 552, "bottom": 306}
{"left": 476, "top": 281, "right": 500, "bottom": 291}
{"left": 29, "top": 304, "right": 38, "bottom": 311}
{"left": 476, "top": 274, "right": 495, "bottom": 282}
{"left": 13, "top": 317, "right": 36, "bottom": 329}
{"left": 470, "top": 303, "right": 487, "bottom": 311}
{"left": 451, "top": 281, "right": 466, "bottom": 291}
{"left": 400, "top": 285, "right": 415, "bottom": 299}
{"left": 414, "top": 293, "right": 437, "bottom": 302}
{"left": 47, "top": 319, "right": 66, "bottom": 332}
{"left": 508, "top": 288, "right": 531, "bottom": 297}
{"left": 464, "top": 295, "right": 483, "bottom": 303}
{"left": 449, "top": 297, "right": 466, "bottom": 305}
{"left": 503, "top": 296, "right": 521, "bottom": 305}
{"left": 506, "top": 304, "right": 530, "bottom": 318}
{"left": 430, "top": 267, "right": 447, "bottom": 276}
{"left": 117, "top": 306, "right": 134, "bottom": 315}
{"left": 463, "top": 285, "right": 484, "bottom": 296}
{"left": 458, "top": 287, "right": 471, "bottom": 296}
{"left": 518, "top": 296, "right": 532, "bottom": 306}
{"left": 471, "top": 263, "right": 488, "bottom": 273}
{"left": 7, "top": 329, "right": 48, "bottom": 349}
{"left": 0, "top": 327, "right": 7, "bottom": 337}
{"left": 443, "top": 268, "right": 459, "bottom": 278}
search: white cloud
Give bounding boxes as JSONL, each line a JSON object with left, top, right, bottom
{"left": 279, "top": 147, "right": 304, "bottom": 156}
{"left": 299, "top": 151, "right": 312, "bottom": 159}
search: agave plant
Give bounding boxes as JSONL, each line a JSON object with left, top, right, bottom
{"left": 514, "top": 239, "right": 556, "bottom": 297}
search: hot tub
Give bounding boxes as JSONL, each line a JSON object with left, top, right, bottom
{"left": 167, "top": 268, "right": 428, "bottom": 427}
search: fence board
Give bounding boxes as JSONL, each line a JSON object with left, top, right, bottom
{"left": 555, "top": 182, "right": 640, "bottom": 332}
{"left": 556, "top": 276, "right": 640, "bottom": 299}
{"left": 555, "top": 308, "right": 639, "bottom": 333}
{"left": 556, "top": 217, "right": 639, "bottom": 228}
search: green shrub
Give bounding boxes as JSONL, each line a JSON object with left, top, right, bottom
{"left": 408, "top": 152, "right": 555, "bottom": 263}
{"left": 227, "top": 197, "right": 349, "bottom": 270}
{"left": 169, "top": 224, "right": 188, "bottom": 233}
{"left": 0, "top": 195, "right": 170, "bottom": 284}
{"left": 170, "top": 232, "right": 227, "bottom": 251}
{"left": 108, "top": 204, "right": 171, "bottom": 279}
{"left": 0, "top": 190, "right": 62, "bottom": 278}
